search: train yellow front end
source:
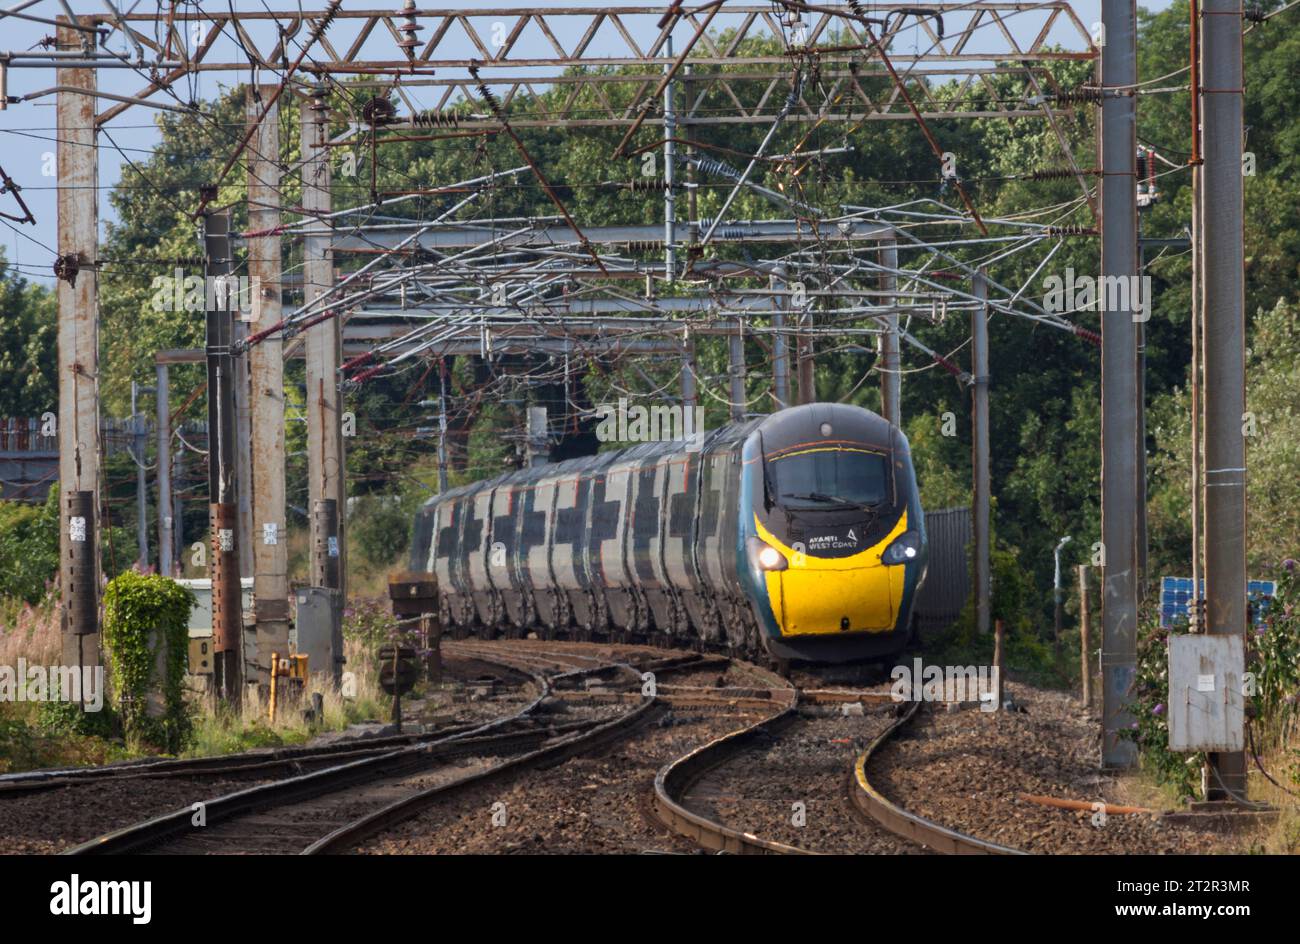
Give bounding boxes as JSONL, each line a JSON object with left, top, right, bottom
{"left": 737, "top": 404, "right": 927, "bottom": 663}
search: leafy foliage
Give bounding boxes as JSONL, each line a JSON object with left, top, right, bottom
{"left": 0, "top": 486, "right": 60, "bottom": 604}
{"left": 0, "top": 256, "right": 56, "bottom": 418}
{"left": 102, "top": 572, "right": 195, "bottom": 752}
{"left": 1126, "top": 609, "right": 1204, "bottom": 799}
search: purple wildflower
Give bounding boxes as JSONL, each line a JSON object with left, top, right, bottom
{"left": 1284, "top": 558, "right": 1298, "bottom": 572}
{"left": 1153, "top": 704, "right": 1164, "bottom": 716}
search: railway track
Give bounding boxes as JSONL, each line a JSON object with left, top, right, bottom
{"left": 63, "top": 641, "right": 706, "bottom": 855}
{"left": 42, "top": 635, "right": 1026, "bottom": 856}
{"left": 850, "top": 700, "right": 1027, "bottom": 855}
{"left": 654, "top": 678, "right": 1027, "bottom": 855}
{"left": 0, "top": 652, "right": 536, "bottom": 798}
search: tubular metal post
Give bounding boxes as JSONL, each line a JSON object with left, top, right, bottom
{"left": 728, "top": 321, "right": 746, "bottom": 421}
{"left": 1201, "top": 0, "right": 1247, "bottom": 799}
{"left": 681, "top": 328, "right": 697, "bottom": 411}
{"left": 64, "top": 489, "right": 97, "bottom": 638}
{"left": 172, "top": 444, "right": 184, "bottom": 575}
{"left": 56, "top": 18, "right": 101, "bottom": 671}
{"left": 796, "top": 302, "right": 815, "bottom": 404}
{"left": 1190, "top": 171, "right": 1204, "bottom": 627}
{"left": 303, "top": 83, "right": 345, "bottom": 608}
{"left": 993, "top": 619, "right": 1005, "bottom": 707}
{"left": 156, "top": 362, "right": 172, "bottom": 577}
{"left": 1189, "top": 0, "right": 1205, "bottom": 631}
{"left": 132, "top": 381, "right": 149, "bottom": 569}
{"left": 879, "top": 240, "right": 902, "bottom": 427}
{"left": 663, "top": 34, "right": 676, "bottom": 284}
{"left": 770, "top": 269, "right": 790, "bottom": 409}
{"left": 971, "top": 269, "right": 991, "bottom": 637}
{"left": 438, "top": 358, "right": 451, "bottom": 486}
{"left": 205, "top": 208, "right": 241, "bottom": 705}
{"left": 312, "top": 498, "right": 340, "bottom": 591}
{"left": 1136, "top": 222, "right": 1148, "bottom": 597}
{"left": 1099, "top": 0, "right": 1140, "bottom": 769}
{"left": 1078, "top": 564, "right": 1093, "bottom": 708}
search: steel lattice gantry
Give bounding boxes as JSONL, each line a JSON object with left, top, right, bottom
{"left": 30, "top": 4, "right": 1101, "bottom": 127}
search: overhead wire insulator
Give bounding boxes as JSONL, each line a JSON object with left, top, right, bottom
{"left": 1025, "top": 167, "right": 1099, "bottom": 181}
{"left": 308, "top": 0, "right": 343, "bottom": 46}
{"left": 1072, "top": 325, "right": 1102, "bottom": 347}
{"left": 1053, "top": 85, "right": 1104, "bottom": 106}
{"left": 624, "top": 179, "right": 669, "bottom": 193}
{"left": 361, "top": 96, "right": 396, "bottom": 125}
{"left": 409, "top": 110, "right": 461, "bottom": 128}
{"left": 397, "top": 0, "right": 424, "bottom": 60}
{"left": 1045, "top": 225, "right": 1099, "bottom": 237}
{"left": 693, "top": 154, "right": 743, "bottom": 182}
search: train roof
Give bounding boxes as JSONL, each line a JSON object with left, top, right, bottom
{"left": 754, "top": 402, "right": 894, "bottom": 455}
{"left": 418, "top": 403, "right": 890, "bottom": 509}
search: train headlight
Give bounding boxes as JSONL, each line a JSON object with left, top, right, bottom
{"left": 881, "top": 531, "right": 921, "bottom": 566}
{"left": 748, "top": 537, "right": 789, "bottom": 572}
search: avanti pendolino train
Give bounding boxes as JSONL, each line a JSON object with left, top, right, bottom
{"left": 411, "top": 402, "right": 928, "bottom": 663}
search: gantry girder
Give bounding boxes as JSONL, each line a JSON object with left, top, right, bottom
{"left": 29, "top": 3, "right": 1097, "bottom": 126}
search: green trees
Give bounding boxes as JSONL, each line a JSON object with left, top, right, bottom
{"left": 0, "top": 256, "right": 56, "bottom": 419}
{"left": 4, "top": 8, "right": 1293, "bottom": 632}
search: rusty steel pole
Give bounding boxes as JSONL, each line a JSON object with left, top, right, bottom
{"left": 1200, "top": 0, "right": 1248, "bottom": 800}
{"left": 303, "top": 83, "right": 346, "bottom": 605}
{"left": 55, "top": 17, "right": 101, "bottom": 672}
{"left": 205, "top": 208, "right": 242, "bottom": 705}
{"left": 247, "top": 85, "right": 290, "bottom": 690}
{"left": 311, "top": 498, "right": 340, "bottom": 591}
{"left": 1099, "top": 0, "right": 1140, "bottom": 769}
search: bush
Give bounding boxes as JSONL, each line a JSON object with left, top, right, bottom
{"left": 102, "top": 572, "right": 195, "bottom": 753}
{"left": 1126, "top": 609, "right": 1203, "bottom": 799}
{"left": 1249, "top": 560, "right": 1300, "bottom": 751}
{"left": 351, "top": 495, "right": 413, "bottom": 567}
{"left": 1125, "top": 557, "right": 1300, "bottom": 799}
{"left": 0, "top": 487, "right": 60, "bottom": 604}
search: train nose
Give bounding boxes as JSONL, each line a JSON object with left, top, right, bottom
{"left": 771, "top": 563, "right": 901, "bottom": 636}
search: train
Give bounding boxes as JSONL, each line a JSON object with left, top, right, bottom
{"left": 411, "top": 402, "right": 928, "bottom": 664}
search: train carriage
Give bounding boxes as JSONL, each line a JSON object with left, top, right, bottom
{"left": 413, "top": 403, "right": 927, "bottom": 663}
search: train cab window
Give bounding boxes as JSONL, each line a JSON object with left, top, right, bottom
{"left": 767, "top": 447, "right": 891, "bottom": 511}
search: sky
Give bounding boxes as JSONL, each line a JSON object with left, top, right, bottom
{"left": 0, "top": 0, "right": 1176, "bottom": 286}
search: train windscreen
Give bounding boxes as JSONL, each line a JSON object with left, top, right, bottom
{"left": 768, "top": 447, "right": 891, "bottom": 511}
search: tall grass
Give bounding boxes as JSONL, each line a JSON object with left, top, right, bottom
{"left": 184, "top": 634, "right": 388, "bottom": 756}
{"left": 0, "top": 594, "right": 61, "bottom": 667}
